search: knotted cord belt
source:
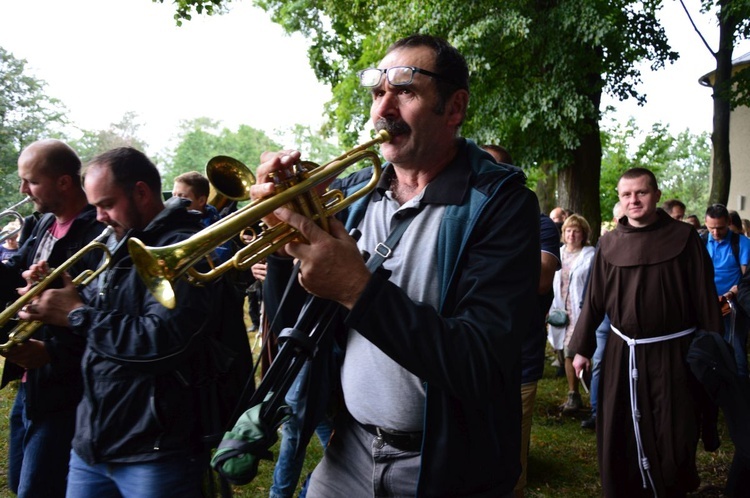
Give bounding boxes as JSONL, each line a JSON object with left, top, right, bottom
{"left": 610, "top": 324, "right": 696, "bottom": 498}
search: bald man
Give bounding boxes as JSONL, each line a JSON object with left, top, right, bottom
{"left": 0, "top": 139, "right": 105, "bottom": 497}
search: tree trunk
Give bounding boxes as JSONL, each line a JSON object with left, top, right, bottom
{"left": 708, "top": 7, "right": 736, "bottom": 207}
{"left": 559, "top": 122, "right": 603, "bottom": 244}
{"left": 535, "top": 161, "right": 556, "bottom": 216}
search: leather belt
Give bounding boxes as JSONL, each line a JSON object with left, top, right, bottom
{"left": 358, "top": 421, "right": 423, "bottom": 452}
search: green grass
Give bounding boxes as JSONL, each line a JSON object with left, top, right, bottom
{"left": 524, "top": 355, "right": 733, "bottom": 498}
{"left": 0, "top": 345, "right": 735, "bottom": 497}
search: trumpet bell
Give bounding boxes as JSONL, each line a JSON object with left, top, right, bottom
{"left": 128, "top": 238, "right": 178, "bottom": 309}
{"left": 206, "top": 155, "right": 256, "bottom": 203}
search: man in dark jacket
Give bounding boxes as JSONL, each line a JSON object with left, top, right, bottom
{"left": 254, "top": 35, "right": 539, "bottom": 497}
{"left": 0, "top": 139, "right": 104, "bottom": 498}
{"left": 21, "top": 147, "right": 252, "bottom": 497}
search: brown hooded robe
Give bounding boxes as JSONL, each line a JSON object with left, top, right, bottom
{"left": 569, "top": 210, "right": 723, "bottom": 497}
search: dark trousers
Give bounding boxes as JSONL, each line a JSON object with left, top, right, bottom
{"left": 9, "top": 383, "right": 76, "bottom": 498}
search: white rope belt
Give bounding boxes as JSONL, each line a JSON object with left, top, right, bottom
{"left": 610, "top": 324, "right": 696, "bottom": 498}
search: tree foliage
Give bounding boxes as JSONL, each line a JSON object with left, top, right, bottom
{"left": 153, "top": 0, "right": 230, "bottom": 25}
{"left": 599, "top": 118, "right": 711, "bottom": 227}
{"left": 159, "top": 0, "right": 749, "bottom": 221}
{"left": 0, "top": 47, "right": 69, "bottom": 208}
{"left": 70, "top": 112, "right": 149, "bottom": 163}
{"left": 278, "top": 123, "right": 341, "bottom": 165}
{"left": 163, "top": 0, "right": 677, "bottom": 237}
{"left": 163, "top": 118, "right": 281, "bottom": 186}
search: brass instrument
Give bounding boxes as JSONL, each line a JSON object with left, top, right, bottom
{"left": 0, "top": 226, "right": 114, "bottom": 353}
{"left": 0, "top": 197, "right": 33, "bottom": 244}
{"left": 128, "top": 130, "right": 391, "bottom": 309}
{"left": 206, "top": 155, "right": 254, "bottom": 212}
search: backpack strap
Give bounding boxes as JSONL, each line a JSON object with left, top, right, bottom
{"left": 731, "top": 230, "right": 742, "bottom": 271}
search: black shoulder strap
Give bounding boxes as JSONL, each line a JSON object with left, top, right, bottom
{"left": 364, "top": 205, "right": 422, "bottom": 271}
{"left": 731, "top": 231, "right": 741, "bottom": 270}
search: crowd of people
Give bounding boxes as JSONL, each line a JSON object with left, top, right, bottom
{"left": 1, "top": 33, "right": 749, "bottom": 498}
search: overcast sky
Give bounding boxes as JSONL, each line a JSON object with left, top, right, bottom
{"left": 1, "top": 0, "right": 749, "bottom": 157}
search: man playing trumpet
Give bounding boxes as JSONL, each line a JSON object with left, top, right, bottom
{"left": 256, "top": 35, "right": 540, "bottom": 497}
{"left": 20, "top": 147, "right": 252, "bottom": 497}
{"left": 0, "top": 139, "right": 105, "bottom": 497}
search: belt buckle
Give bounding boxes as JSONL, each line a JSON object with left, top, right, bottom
{"left": 374, "top": 427, "right": 386, "bottom": 449}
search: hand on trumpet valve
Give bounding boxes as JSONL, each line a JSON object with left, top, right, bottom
{"left": 274, "top": 207, "right": 370, "bottom": 310}
{"left": 17, "top": 272, "right": 84, "bottom": 327}
{"left": 18, "top": 261, "right": 51, "bottom": 296}
{"left": 253, "top": 150, "right": 302, "bottom": 199}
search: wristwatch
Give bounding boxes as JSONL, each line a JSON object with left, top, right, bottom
{"left": 67, "top": 306, "right": 89, "bottom": 328}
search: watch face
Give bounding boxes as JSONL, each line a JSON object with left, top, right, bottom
{"left": 69, "top": 309, "right": 85, "bottom": 327}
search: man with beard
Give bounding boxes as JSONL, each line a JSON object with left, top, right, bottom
{"left": 19, "top": 147, "right": 252, "bottom": 497}
{"left": 571, "top": 168, "right": 723, "bottom": 497}
{"left": 254, "top": 34, "right": 540, "bottom": 497}
{"left": 0, "top": 139, "right": 104, "bottom": 497}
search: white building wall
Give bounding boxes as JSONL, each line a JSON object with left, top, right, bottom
{"left": 728, "top": 104, "right": 750, "bottom": 220}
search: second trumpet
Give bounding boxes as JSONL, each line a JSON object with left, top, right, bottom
{"left": 0, "top": 226, "right": 114, "bottom": 353}
{"left": 128, "top": 130, "right": 391, "bottom": 309}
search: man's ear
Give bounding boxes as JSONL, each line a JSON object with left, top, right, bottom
{"left": 133, "top": 181, "right": 151, "bottom": 202}
{"left": 57, "top": 174, "right": 73, "bottom": 191}
{"left": 446, "top": 89, "right": 469, "bottom": 128}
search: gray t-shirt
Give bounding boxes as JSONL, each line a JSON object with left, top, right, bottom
{"left": 341, "top": 188, "right": 444, "bottom": 432}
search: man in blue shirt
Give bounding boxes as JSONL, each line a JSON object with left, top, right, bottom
{"left": 705, "top": 203, "right": 750, "bottom": 377}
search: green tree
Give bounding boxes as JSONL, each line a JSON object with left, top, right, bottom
{"left": 600, "top": 118, "right": 710, "bottom": 224}
{"left": 279, "top": 123, "right": 341, "bottom": 165}
{"left": 0, "top": 47, "right": 68, "bottom": 207}
{"left": 658, "top": 129, "right": 711, "bottom": 217}
{"left": 678, "top": 0, "right": 750, "bottom": 206}
{"left": 154, "top": 0, "right": 229, "bottom": 25}
{"left": 165, "top": 118, "right": 280, "bottom": 187}
{"left": 159, "top": 0, "right": 677, "bottom": 238}
{"left": 70, "top": 112, "right": 149, "bottom": 163}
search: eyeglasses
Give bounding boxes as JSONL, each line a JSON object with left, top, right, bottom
{"left": 358, "top": 66, "right": 449, "bottom": 88}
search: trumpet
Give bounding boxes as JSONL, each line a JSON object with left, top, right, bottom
{"left": 206, "top": 155, "right": 254, "bottom": 212}
{"left": 128, "top": 130, "right": 391, "bottom": 309}
{"left": 0, "top": 197, "right": 33, "bottom": 244}
{"left": 0, "top": 226, "right": 114, "bottom": 353}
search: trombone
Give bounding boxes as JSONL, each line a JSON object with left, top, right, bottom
{"left": 0, "top": 226, "right": 114, "bottom": 353}
{"left": 128, "top": 130, "right": 391, "bottom": 309}
{"left": 0, "top": 197, "right": 32, "bottom": 244}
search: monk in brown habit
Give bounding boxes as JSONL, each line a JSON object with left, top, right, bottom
{"left": 571, "top": 167, "right": 723, "bottom": 498}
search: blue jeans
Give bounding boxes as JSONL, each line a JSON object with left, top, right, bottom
{"left": 66, "top": 450, "right": 207, "bottom": 498}
{"left": 269, "top": 362, "right": 333, "bottom": 498}
{"left": 590, "top": 315, "right": 610, "bottom": 417}
{"left": 8, "top": 383, "right": 76, "bottom": 498}
{"left": 724, "top": 310, "right": 748, "bottom": 378}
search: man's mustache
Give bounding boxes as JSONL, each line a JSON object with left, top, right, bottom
{"left": 375, "top": 118, "right": 411, "bottom": 137}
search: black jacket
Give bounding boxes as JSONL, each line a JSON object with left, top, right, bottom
{"left": 268, "top": 140, "right": 540, "bottom": 497}
{"left": 0, "top": 205, "right": 104, "bottom": 419}
{"left": 70, "top": 199, "right": 252, "bottom": 464}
